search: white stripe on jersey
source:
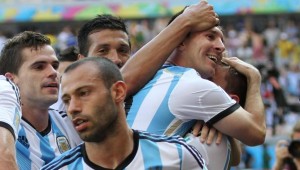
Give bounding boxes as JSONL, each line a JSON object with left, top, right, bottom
{"left": 0, "top": 75, "right": 22, "bottom": 139}
{"left": 17, "top": 109, "right": 82, "bottom": 169}
{"left": 130, "top": 71, "right": 174, "bottom": 131}
{"left": 42, "top": 130, "right": 207, "bottom": 170}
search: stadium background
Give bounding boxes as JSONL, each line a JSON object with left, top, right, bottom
{"left": 0, "top": 0, "right": 299, "bottom": 169}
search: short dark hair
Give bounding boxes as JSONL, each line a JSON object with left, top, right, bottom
{"left": 58, "top": 46, "right": 79, "bottom": 62}
{"left": 77, "top": 14, "right": 130, "bottom": 57}
{"left": 0, "top": 31, "right": 51, "bottom": 75}
{"left": 225, "top": 67, "right": 247, "bottom": 107}
{"left": 64, "top": 57, "right": 123, "bottom": 89}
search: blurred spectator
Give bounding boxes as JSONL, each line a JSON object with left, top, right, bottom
{"left": 57, "top": 46, "right": 79, "bottom": 74}
{"left": 273, "top": 120, "right": 300, "bottom": 170}
{"left": 56, "top": 26, "right": 77, "bottom": 52}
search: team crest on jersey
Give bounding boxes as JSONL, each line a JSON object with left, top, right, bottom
{"left": 57, "top": 136, "right": 71, "bottom": 153}
{"left": 14, "top": 107, "right": 21, "bottom": 132}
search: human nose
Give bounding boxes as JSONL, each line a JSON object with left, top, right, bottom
{"left": 48, "top": 65, "right": 58, "bottom": 79}
{"left": 214, "top": 39, "right": 225, "bottom": 54}
{"left": 106, "top": 50, "right": 122, "bottom": 67}
{"left": 67, "top": 98, "right": 81, "bottom": 116}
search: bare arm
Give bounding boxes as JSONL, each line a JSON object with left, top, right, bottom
{"left": 121, "top": 1, "right": 219, "bottom": 96}
{"left": 214, "top": 57, "right": 266, "bottom": 146}
{"left": 0, "top": 127, "right": 18, "bottom": 170}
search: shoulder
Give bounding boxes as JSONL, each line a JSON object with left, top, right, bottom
{"left": 48, "top": 108, "right": 68, "bottom": 120}
{"left": 41, "top": 144, "right": 83, "bottom": 170}
{"left": 137, "top": 130, "right": 206, "bottom": 169}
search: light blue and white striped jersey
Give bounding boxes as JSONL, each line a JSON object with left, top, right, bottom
{"left": 126, "top": 65, "right": 239, "bottom": 169}
{"left": 0, "top": 75, "right": 21, "bottom": 140}
{"left": 127, "top": 65, "right": 239, "bottom": 136}
{"left": 16, "top": 108, "right": 82, "bottom": 170}
{"left": 42, "top": 130, "right": 207, "bottom": 170}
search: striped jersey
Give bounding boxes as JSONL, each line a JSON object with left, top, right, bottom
{"left": 0, "top": 75, "right": 22, "bottom": 140}
{"left": 127, "top": 65, "right": 239, "bottom": 136}
{"left": 42, "top": 130, "right": 207, "bottom": 170}
{"left": 126, "top": 66, "right": 239, "bottom": 169}
{"left": 185, "top": 133, "right": 232, "bottom": 170}
{"left": 16, "top": 108, "right": 82, "bottom": 169}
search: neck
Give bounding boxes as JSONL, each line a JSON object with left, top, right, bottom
{"left": 21, "top": 102, "right": 49, "bottom": 132}
{"left": 85, "top": 128, "right": 134, "bottom": 169}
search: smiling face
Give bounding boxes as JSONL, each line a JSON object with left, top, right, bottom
{"left": 179, "top": 26, "right": 225, "bottom": 79}
{"left": 61, "top": 63, "right": 119, "bottom": 142}
{"left": 13, "top": 45, "right": 59, "bottom": 107}
{"left": 86, "top": 29, "right": 131, "bottom": 68}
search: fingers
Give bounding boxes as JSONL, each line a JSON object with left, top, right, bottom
{"left": 215, "top": 131, "right": 223, "bottom": 145}
{"left": 192, "top": 120, "right": 204, "bottom": 136}
{"left": 205, "top": 127, "right": 216, "bottom": 145}
{"left": 200, "top": 125, "right": 209, "bottom": 143}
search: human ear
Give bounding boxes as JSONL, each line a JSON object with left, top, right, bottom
{"left": 229, "top": 94, "right": 240, "bottom": 103}
{"left": 4, "top": 72, "right": 17, "bottom": 83}
{"left": 111, "top": 81, "right": 127, "bottom": 103}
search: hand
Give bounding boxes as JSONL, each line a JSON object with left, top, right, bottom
{"left": 222, "top": 57, "right": 261, "bottom": 83}
{"left": 192, "top": 120, "right": 223, "bottom": 145}
{"left": 180, "top": 0, "right": 219, "bottom": 33}
{"left": 275, "top": 140, "right": 291, "bottom": 160}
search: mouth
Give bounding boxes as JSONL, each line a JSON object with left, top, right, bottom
{"left": 43, "top": 82, "right": 59, "bottom": 88}
{"left": 73, "top": 118, "right": 88, "bottom": 132}
{"left": 207, "top": 55, "right": 218, "bottom": 63}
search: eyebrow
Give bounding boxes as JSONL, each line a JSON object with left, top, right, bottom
{"left": 209, "top": 29, "right": 224, "bottom": 42}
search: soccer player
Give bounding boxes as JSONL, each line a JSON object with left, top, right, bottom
{"left": 185, "top": 60, "right": 248, "bottom": 169}
{"left": 0, "top": 31, "right": 82, "bottom": 169}
{"left": 126, "top": 8, "right": 266, "bottom": 170}
{"left": 0, "top": 75, "right": 21, "bottom": 169}
{"left": 42, "top": 57, "right": 207, "bottom": 170}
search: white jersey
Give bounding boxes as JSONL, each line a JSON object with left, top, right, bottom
{"left": 41, "top": 130, "right": 207, "bottom": 170}
{"left": 126, "top": 65, "right": 239, "bottom": 169}
{"left": 185, "top": 133, "right": 231, "bottom": 170}
{"left": 0, "top": 75, "right": 21, "bottom": 139}
{"left": 127, "top": 65, "right": 239, "bottom": 136}
{"left": 16, "top": 108, "right": 82, "bottom": 170}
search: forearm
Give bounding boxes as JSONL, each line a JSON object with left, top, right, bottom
{"left": 121, "top": 1, "right": 218, "bottom": 96}
{"left": 0, "top": 127, "right": 18, "bottom": 170}
{"left": 244, "top": 72, "right": 266, "bottom": 143}
{"left": 121, "top": 16, "right": 191, "bottom": 96}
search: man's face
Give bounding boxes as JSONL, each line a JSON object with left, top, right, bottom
{"left": 86, "top": 29, "right": 131, "bottom": 68}
{"left": 181, "top": 27, "right": 225, "bottom": 79}
{"left": 61, "top": 63, "right": 118, "bottom": 142}
{"left": 13, "top": 45, "right": 59, "bottom": 107}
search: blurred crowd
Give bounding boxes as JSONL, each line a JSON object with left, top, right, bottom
{"left": 0, "top": 13, "right": 299, "bottom": 169}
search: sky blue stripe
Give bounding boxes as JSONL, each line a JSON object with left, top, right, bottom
{"left": 16, "top": 126, "right": 32, "bottom": 169}
{"left": 176, "top": 143, "right": 183, "bottom": 170}
{"left": 147, "top": 73, "right": 180, "bottom": 134}
{"left": 127, "top": 69, "right": 165, "bottom": 127}
{"left": 140, "top": 138, "right": 163, "bottom": 169}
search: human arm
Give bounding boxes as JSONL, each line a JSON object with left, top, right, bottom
{"left": 0, "top": 76, "right": 21, "bottom": 169}
{"left": 0, "top": 127, "right": 18, "bottom": 170}
{"left": 212, "top": 57, "right": 266, "bottom": 146}
{"left": 170, "top": 59, "right": 265, "bottom": 146}
{"left": 121, "top": 1, "right": 219, "bottom": 96}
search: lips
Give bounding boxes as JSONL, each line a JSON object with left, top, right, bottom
{"left": 43, "top": 82, "right": 59, "bottom": 88}
{"left": 207, "top": 54, "right": 221, "bottom": 64}
{"left": 72, "top": 118, "right": 88, "bottom": 132}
